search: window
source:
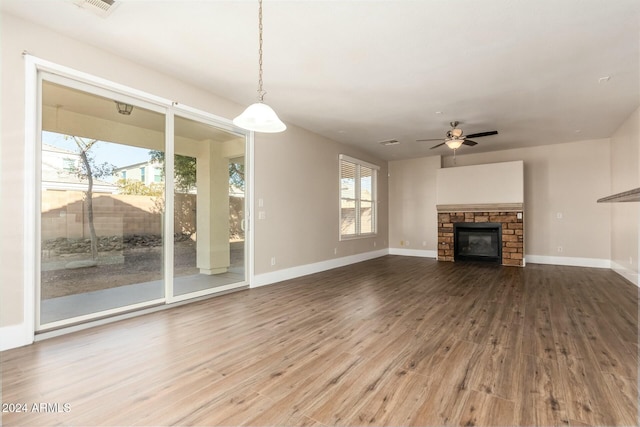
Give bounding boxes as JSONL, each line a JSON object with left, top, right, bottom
{"left": 339, "top": 154, "right": 378, "bottom": 239}
{"left": 62, "top": 157, "right": 75, "bottom": 172}
{"left": 140, "top": 166, "right": 146, "bottom": 183}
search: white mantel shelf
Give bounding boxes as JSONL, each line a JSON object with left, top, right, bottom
{"left": 597, "top": 188, "right": 640, "bottom": 203}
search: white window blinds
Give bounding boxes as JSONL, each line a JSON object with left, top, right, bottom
{"left": 339, "top": 155, "right": 378, "bottom": 239}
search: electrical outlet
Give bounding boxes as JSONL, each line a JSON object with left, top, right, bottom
{"left": 422, "top": 241, "right": 427, "bottom": 247}
{"left": 270, "top": 257, "right": 276, "bottom": 266}
{"left": 400, "top": 240, "right": 404, "bottom": 246}
{"left": 556, "top": 212, "right": 563, "bottom": 219}
{"left": 258, "top": 211, "right": 266, "bottom": 220}
{"left": 557, "top": 246, "right": 563, "bottom": 253}
{"left": 334, "top": 248, "right": 337, "bottom": 255}
{"left": 373, "top": 241, "right": 377, "bottom": 247}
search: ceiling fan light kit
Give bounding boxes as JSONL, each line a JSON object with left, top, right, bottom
{"left": 417, "top": 121, "right": 498, "bottom": 153}
{"left": 445, "top": 139, "right": 464, "bottom": 150}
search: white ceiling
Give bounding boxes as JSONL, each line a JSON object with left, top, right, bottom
{"left": 3, "top": 0, "right": 639, "bottom": 161}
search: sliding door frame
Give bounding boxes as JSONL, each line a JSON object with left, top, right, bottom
{"left": 24, "top": 54, "right": 253, "bottom": 335}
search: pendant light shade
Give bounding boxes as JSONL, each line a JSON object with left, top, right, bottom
{"left": 233, "top": 102, "right": 286, "bottom": 133}
{"left": 233, "top": 0, "right": 286, "bottom": 133}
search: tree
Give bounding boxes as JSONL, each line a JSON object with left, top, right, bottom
{"left": 149, "top": 151, "right": 245, "bottom": 193}
{"left": 229, "top": 163, "right": 245, "bottom": 192}
{"left": 69, "top": 137, "right": 114, "bottom": 259}
{"left": 116, "top": 179, "right": 164, "bottom": 196}
{"left": 149, "top": 151, "right": 197, "bottom": 193}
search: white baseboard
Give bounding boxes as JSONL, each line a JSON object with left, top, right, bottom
{"left": 388, "top": 248, "right": 437, "bottom": 258}
{"left": 251, "top": 249, "right": 389, "bottom": 288}
{"left": 611, "top": 261, "right": 639, "bottom": 287}
{"left": 525, "top": 255, "right": 611, "bottom": 269}
{"left": 0, "top": 322, "right": 33, "bottom": 352}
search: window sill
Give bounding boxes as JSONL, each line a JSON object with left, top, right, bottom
{"left": 339, "top": 233, "right": 377, "bottom": 241}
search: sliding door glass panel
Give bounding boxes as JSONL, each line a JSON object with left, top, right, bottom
{"left": 172, "top": 115, "right": 246, "bottom": 297}
{"left": 40, "top": 80, "right": 166, "bottom": 327}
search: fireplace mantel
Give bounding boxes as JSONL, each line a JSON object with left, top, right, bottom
{"left": 437, "top": 203, "right": 524, "bottom": 213}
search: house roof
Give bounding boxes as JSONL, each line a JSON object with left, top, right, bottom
{"left": 3, "top": 0, "right": 638, "bottom": 160}
{"left": 42, "top": 143, "right": 77, "bottom": 155}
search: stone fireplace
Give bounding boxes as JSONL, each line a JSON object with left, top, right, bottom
{"left": 437, "top": 204, "right": 524, "bottom": 266}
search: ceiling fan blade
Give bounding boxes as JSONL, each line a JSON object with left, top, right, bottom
{"left": 463, "top": 140, "right": 478, "bottom": 146}
{"left": 430, "top": 142, "right": 446, "bottom": 149}
{"left": 465, "top": 130, "right": 498, "bottom": 139}
{"left": 416, "top": 138, "right": 444, "bottom": 142}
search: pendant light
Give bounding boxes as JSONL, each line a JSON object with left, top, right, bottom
{"left": 233, "top": 0, "right": 286, "bottom": 133}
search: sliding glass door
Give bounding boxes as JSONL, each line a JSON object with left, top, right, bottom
{"left": 171, "top": 115, "right": 246, "bottom": 299}
{"left": 37, "top": 73, "right": 248, "bottom": 330}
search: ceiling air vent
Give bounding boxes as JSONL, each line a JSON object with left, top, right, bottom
{"left": 379, "top": 139, "right": 400, "bottom": 146}
{"left": 72, "top": 0, "right": 119, "bottom": 18}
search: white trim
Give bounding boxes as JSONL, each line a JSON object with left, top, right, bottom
{"left": 0, "top": 323, "right": 32, "bottom": 352}
{"left": 25, "top": 54, "right": 172, "bottom": 110}
{"left": 171, "top": 102, "right": 245, "bottom": 135}
{"left": 339, "top": 155, "right": 379, "bottom": 241}
{"left": 164, "top": 109, "right": 175, "bottom": 302}
{"left": 248, "top": 131, "right": 255, "bottom": 287}
{"left": 34, "top": 286, "right": 248, "bottom": 342}
{"left": 389, "top": 248, "right": 438, "bottom": 258}
{"left": 611, "top": 261, "right": 639, "bottom": 287}
{"left": 23, "top": 54, "right": 38, "bottom": 346}
{"left": 525, "top": 255, "right": 611, "bottom": 269}
{"left": 338, "top": 154, "right": 381, "bottom": 171}
{"left": 251, "top": 249, "right": 388, "bottom": 288}
{"left": 170, "top": 282, "right": 248, "bottom": 304}
{"left": 37, "top": 298, "right": 165, "bottom": 332}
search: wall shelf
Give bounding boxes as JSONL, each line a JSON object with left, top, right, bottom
{"left": 597, "top": 188, "right": 640, "bottom": 203}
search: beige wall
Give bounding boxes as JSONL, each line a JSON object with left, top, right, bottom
{"left": 255, "top": 128, "right": 387, "bottom": 273}
{"left": 388, "top": 156, "right": 440, "bottom": 251}
{"left": 610, "top": 107, "right": 639, "bottom": 284}
{"left": 442, "top": 140, "right": 611, "bottom": 261}
{"left": 436, "top": 161, "right": 524, "bottom": 205}
{"left": 0, "top": 14, "right": 387, "bottom": 329}
{"left": 389, "top": 139, "right": 612, "bottom": 261}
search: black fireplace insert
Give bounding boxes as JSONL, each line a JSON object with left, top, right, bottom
{"left": 454, "top": 222, "right": 502, "bottom": 263}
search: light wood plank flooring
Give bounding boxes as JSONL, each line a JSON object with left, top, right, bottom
{"left": 2, "top": 256, "right": 638, "bottom": 426}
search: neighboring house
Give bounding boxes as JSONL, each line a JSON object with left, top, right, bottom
{"left": 113, "top": 160, "right": 163, "bottom": 188}
{"left": 41, "top": 143, "right": 117, "bottom": 193}
{"left": 114, "top": 160, "right": 245, "bottom": 197}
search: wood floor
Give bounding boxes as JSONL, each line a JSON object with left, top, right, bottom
{"left": 2, "top": 256, "right": 638, "bottom": 426}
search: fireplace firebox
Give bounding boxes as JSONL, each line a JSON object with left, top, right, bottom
{"left": 454, "top": 222, "right": 502, "bottom": 263}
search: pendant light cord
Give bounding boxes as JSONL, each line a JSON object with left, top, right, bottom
{"left": 257, "top": 0, "right": 265, "bottom": 102}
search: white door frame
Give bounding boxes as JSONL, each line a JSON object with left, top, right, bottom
{"left": 23, "top": 54, "right": 254, "bottom": 337}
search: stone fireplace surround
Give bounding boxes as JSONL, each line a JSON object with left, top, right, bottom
{"left": 437, "top": 203, "right": 524, "bottom": 267}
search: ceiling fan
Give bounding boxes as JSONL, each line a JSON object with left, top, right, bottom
{"left": 417, "top": 121, "right": 498, "bottom": 151}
